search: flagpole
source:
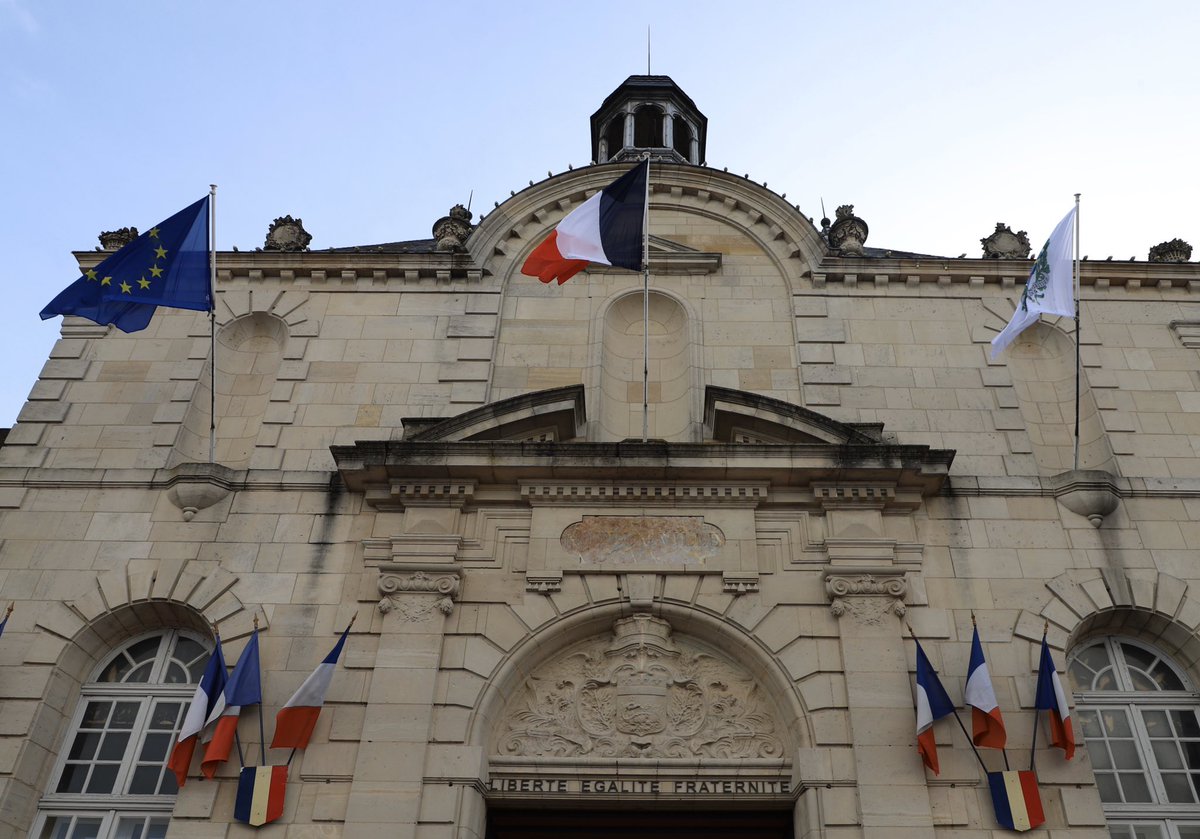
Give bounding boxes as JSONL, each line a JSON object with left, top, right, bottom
{"left": 208, "top": 184, "right": 218, "bottom": 465}
{"left": 1029, "top": 624, "right": 1047, "bottom": 772}
{"left": 1072, "top": 194, "right": 1081, "bottom": 471}
{"left": 641, "top": 154, "right": 651, "bottom": 443}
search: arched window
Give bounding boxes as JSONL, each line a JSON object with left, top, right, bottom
{"left": 603, "top": 116, "right": 624, "bottom": 161}
{"left": 34, "top": 630, "right": 210, "bottom": 839}
{"left": 672, "top": 115, "right": 692, "bottom": 160}
{"left": 633, "top": 105, "right": 663, "bottom": 148}
{"left": 1069, "top": 636, "right": 1200, "bottom": 838}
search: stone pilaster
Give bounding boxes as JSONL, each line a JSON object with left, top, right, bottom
{"left": 343, "top": 562, "right": 461, "bottom": 839}
{"left": 824, "top": 567, "right": 936, "bottom": 839}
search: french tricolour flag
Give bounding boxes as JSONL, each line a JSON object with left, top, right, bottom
{"left": 914, "top": 638, "right": 956, "bottom": 775}
{"left": 167, "top": 636, "right": 227, "bottom": 787}
{"left": 202, "top": 628, "right": 262, "bottom": 778}
{"left": 1034, "top": 634, "right": 1075, "bottom": 760}
{"left": 520, "top": 160, "right": 648, "bottom": 285}
{"left": 965, "top": 625, "right": 1007, "bottom": 749}
{"left": 271, "top": 621, "right": 352, "bottom": 750}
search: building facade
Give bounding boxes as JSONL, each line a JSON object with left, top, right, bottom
{"left": 2, "top": 75, "right": 1200, "bottom": 839}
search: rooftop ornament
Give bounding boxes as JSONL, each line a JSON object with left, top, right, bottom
{"left": 1148, "top": 238, "right": 1192, "bottom": 263}
{"left": 828, "top": 205, "right": 868, "bottom": 257}
{"left": 433, "top": 204, "right": 474, "bottom": 253}
{"left": 263, "top": 215, "right": 312, "bottom": 252}
{"left": 980, "top": 223, "right": 1031, "bottom": 259}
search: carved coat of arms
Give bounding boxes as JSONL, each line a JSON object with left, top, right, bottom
{"left": 494, "top": 614, "right": 783, "bottom": 759}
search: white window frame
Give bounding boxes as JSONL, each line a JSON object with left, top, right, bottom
{"left": 31, "top": 629, "right": 209, "bottom": 839}
{"left": 1071, "top": 636, "right": 1200, "bottom": 836}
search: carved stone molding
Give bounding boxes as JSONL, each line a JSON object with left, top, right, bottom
{"left": 377, "top": 563, "right": 461, "bottom": 618}
{"left": 1170, "top": 321, "right": 1200, "bottom": 349}
{"left": 812, "top": 483, "right": 921, "bottom": 512}
{"left": 722, "top": 571, "right": 760, "bottom": 596}
{"left": 981, "top": 223, "right": 1031, "bottom": 259}
{"left": 363, "top": 534, "right": 464, "bottom": 564}
{"left": 493, "top": 613, "right": 786, "bottom": 760}
{"left": 164, "top": 462, "right": 236, "bottom": 521}
{"left": 525, "top": 574, "right": 562, "bottom": 595}
{"left": 363, "top": 480, "right": 476, "bottom": 511}
{"left": 823, "top": 567, "right": 907, "bottom": 625}
{"left": 1050, "top": 469, "right": 1123, "bottom": 528}
{"left": 522, "top": 483, "right": 768, "bottom": 506}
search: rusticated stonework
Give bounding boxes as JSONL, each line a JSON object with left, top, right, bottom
{"left": 493, "top": 614, "right": 784, "bottom": 760}
{"left": 561, "top": 515, "right": 724, "bottom": 566}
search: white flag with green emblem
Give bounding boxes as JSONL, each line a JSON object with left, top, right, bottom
{"left": 990, "top": 207, "right": 1077, "bottom": 358}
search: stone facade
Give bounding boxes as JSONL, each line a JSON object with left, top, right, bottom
{"left": 2, "top": 76, "right": 1200, "bottom": 838}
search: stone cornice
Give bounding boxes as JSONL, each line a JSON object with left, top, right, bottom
{"left": 521, "top": 482, "right": 770, "bottom": 505}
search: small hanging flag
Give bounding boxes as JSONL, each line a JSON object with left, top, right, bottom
{"left": 234, "top": 765, "right": 288, "bottom": 827}
{"left": 987, "top": 770, "right": 1045, "bottom": 831}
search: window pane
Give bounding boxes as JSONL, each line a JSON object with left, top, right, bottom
{"left": 128, "top": 764, "right": 161, "bottom": 795}
{"left": 149, "top": 702, "right": 183, "bottom": 730}
{"left": 1176, "top": 825, "right": 1200, "bottom": 839}
{"left": 1129, "top": 671, "right": 1158, "bottom": 692}
{"left": 98, "top": 731, "right": 131, "bottom": 761}
{"left": 164, "top": 662, "right": 188, "bottom": 684}
{"left": 55, "top": 763, "right": 87, "bottom": 794}
{"left": 1087, "top": 739, "right": 1113, "bottom": 769}
{"left": 1172, "top": 710, "right": 1200, "bottom": 738}
{"left": 1118, "top": 772, "right": 1152, "bottom": 802}
{"left": 84, "top": 762, "right": 118, "bottom": 794}
{"left": 1150, "top": 663, "right": 1185, "bottom": 691}
{"left": 126, "top": 637, "right": 161, "bottom": 667}
{"left": 157, "top": 769, "right": 179, "bottom": 796}
{"left": 113, "top": 819, "right": 145, "bottom": 839}
{"left": 99, "top": 653, "right": 133, "bottom": 683}
{"left": 111, "top": 702, "right": 139, "bottom": 729}
{"left": 1080, "top": 709, "right": 1104, "bottom": 738}
{"left": 1132, "top": 828, "right": 1165, "bottom": 839}
{"left": 1110, "top": 740, "right": 1144, "bottom": 770}
{"left": 138, "top": 732, "right": 172, "bottom": 763}
{"left": 67, "top": 731, "right": 101, "bottom": 761}
{"left": 147, "top": 820, "right": 169, "bottom": 839}
{"left": 80, "top": 701, "right": 112, "bottom": 729}
{"left": 1143, "top": 709, "right": 1170, "bottom": 737}
{"left": 1161, "top": 771, "right": 1195, "bottom": 803}
{"left": 1153, "top": 740, "right": 1185, "bottom": 770}
{"left": 1122, "top": 644, "right": 1156, "bottom": 673}
{"left": 1186, "top": 742, "right": 1200, "bottom": 769}
{"left": 1096, "top": 772, "right": 1122, "bottom": 803}
{"left": 1103, "top": 709, "right": 1133, "bottom": 737}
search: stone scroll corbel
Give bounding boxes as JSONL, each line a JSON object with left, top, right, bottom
{"left": 823, "top": 567, "right": 908, "bottom": 626}
{"left": 377, "top": 563, "right": 461, "bottom": 621}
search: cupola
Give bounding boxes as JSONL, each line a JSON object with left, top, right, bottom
{"left": 590, "top": 75, "right": 707, "bottom": 165}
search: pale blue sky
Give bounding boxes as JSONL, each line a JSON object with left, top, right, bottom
{"left": 2, "top": 1, "right": 1197, "bottom": 427}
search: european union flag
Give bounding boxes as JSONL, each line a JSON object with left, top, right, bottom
{"left": 41, "top": 196, "right": 211, "bottom": 332}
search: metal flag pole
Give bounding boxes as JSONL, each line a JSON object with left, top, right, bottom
{"left": 1072, "top": 193, "right": 1081, "bottom": 471}
{"left": 208, "top": 184, "right": 218, "bottom": 465}
{"left": 641, "top": 155, "right": 651, "bottom": 442}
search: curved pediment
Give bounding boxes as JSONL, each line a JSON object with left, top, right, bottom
{"left": 403, "top": 384, "right": 586, "bottom": 443}
{"left": 704, "top": 386, "right": 884, "bottom": 445}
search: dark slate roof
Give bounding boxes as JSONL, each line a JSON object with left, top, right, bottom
{"left": 322, "top": 237, "right": 440, "bottom": 254}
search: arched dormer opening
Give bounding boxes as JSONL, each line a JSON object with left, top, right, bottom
{"left": 634, "top": 104, "right": 664, "bottom": 148}
{"left": 602, "top": 114, "right": 625, "bottom": 162}
{"left": 672, "top": 114, "right": 693, "bottom": 160}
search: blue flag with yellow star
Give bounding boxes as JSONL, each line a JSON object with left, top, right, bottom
{"left": 41, "top": 196, "right": 211, "bottom": 332}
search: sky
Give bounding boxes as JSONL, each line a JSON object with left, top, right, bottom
{"left": 1, "top": 1, "right": 1197, "bottom": 428}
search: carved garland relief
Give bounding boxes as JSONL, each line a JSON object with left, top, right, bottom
{"left": 493, "top": 614, "right": 784, "bottom": 760}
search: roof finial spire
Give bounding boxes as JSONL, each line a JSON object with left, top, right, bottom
{"left": 647, "top": 25, "right": 651, "bottom": 74}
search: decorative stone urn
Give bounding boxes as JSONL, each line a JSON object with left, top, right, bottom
{"left": 1148, "top": 239, "right": 1192, "bottom": 263}
{"left": 98, "top": 227, "right": 138, "bottom": 251}
{"left": 432, "top": 204, "right": 474, "bottom": 253}
{"left": 828, "top": 205, "right": 868, "bottom": 257}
